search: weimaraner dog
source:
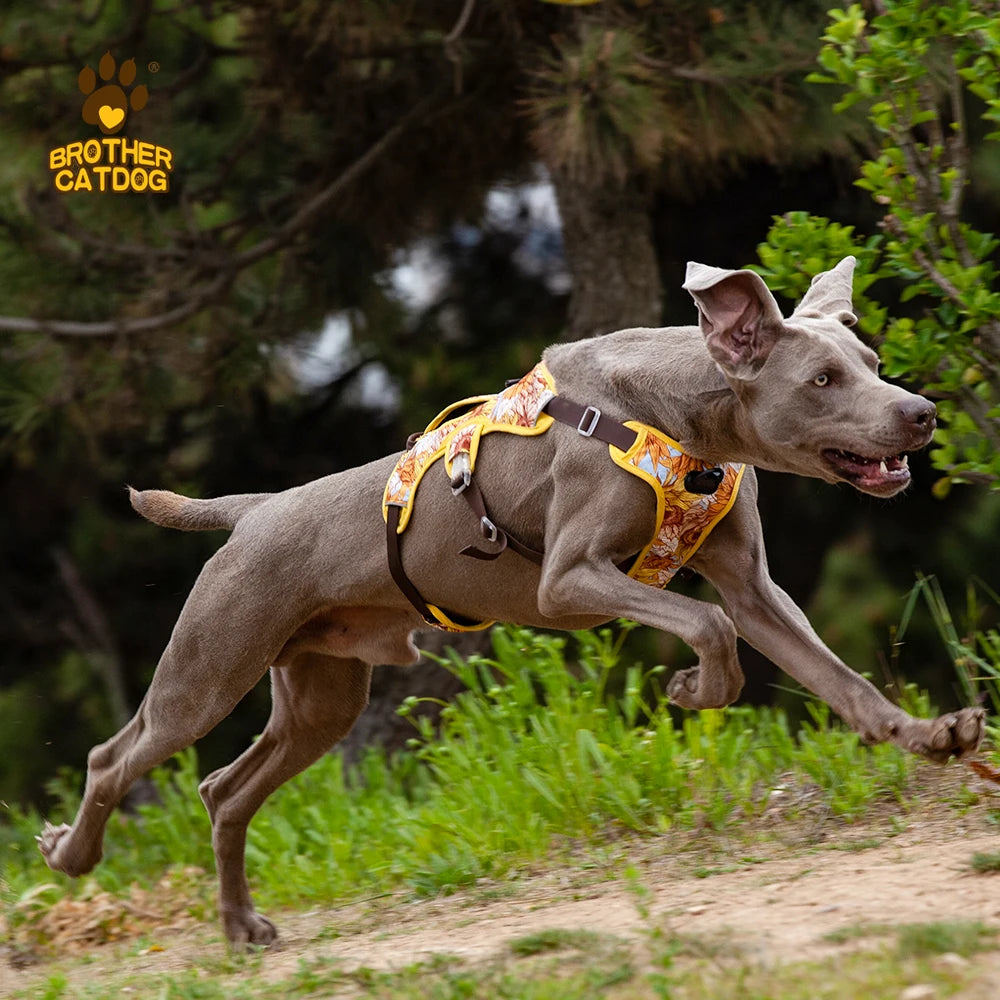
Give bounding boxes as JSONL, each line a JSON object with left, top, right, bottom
{"left": 39, "top": 257, "right": 984, "bottom": 947}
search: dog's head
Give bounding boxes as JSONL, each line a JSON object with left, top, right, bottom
{"left": 683, "top": 257, "right": 935, "bottom": 497}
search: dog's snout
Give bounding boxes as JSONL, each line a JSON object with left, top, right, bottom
{"left": 898, "top": 396, "right": 936, "bottom": 430}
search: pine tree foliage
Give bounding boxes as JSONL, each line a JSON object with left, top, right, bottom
{"left": 524, "top": 0, "right": 868, "bottom": 190}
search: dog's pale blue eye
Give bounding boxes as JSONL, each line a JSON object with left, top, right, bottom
{"left": 813, "top": 373, "right": 830, "bottom": 387}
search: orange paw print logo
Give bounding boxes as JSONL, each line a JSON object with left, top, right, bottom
{"left": 78, "top": 51, "right": 148, "bottom": 135}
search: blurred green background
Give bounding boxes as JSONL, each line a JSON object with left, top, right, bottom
{"left": 1, "top": 0, "right": 997, "bottom": 809}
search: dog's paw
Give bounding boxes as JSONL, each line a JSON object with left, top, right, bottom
{"left": 667, "top": 665, "right": 742, "bottom": 710}
{"left": 36, "top": 820, "right": 71, "bottom": 858}
{"left": 223, "top": 909, "right": 279, "bottom": 950}
{"left": 667, "top": 666, "right": 702, "bottom": 709}
{"left": 36, "top": 821, "right": 80, "bottom": 875}
{"left": 36, "top": 821, "right": 102, "bottom": 876}
{"left": 908, "top": 708, "right": 985, "bottom": 763}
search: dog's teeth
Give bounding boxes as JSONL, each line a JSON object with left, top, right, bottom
{"left": 879, "top": 460, "right": 888, "bottom": 475}
{"left": 901, "top": 454, "right": 909, "bottom": 467}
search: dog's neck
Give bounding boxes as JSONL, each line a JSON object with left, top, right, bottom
{"left": 543, "top": 327, "right": 778, "bottom": 469}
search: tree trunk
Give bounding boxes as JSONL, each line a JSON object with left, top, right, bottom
{"left": 549, "top": 165, "right": 664, "bottom": 340}
{"left": 341, "top": 167, "right": 663, "bottom": 765}
{"left": 337, "top": 630, "right": 485, "bottom": 767}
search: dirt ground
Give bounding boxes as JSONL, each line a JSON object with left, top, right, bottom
{"left": 4, "top": 763, "right": 1000, "bottom": 996}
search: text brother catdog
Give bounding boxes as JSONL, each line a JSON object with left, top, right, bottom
{"left": 49, "top": 137, "right": 173, "bottom": 193}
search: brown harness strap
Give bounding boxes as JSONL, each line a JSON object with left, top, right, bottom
{"left": 386, "top": 391, "right": 638, "bottom": 624}
{"left": 454, "top": 395, "right": 640, "bottom": 563}
{"left": 544, "top": 396, "right": 726, "bottom": 493}
{"left": 454, "top": 475, "right": 544, "bottom": 564}
{"left": 542, "top": 395, "right": 639, "bottom": 452}
{"left": 385, "top": 503, "right": 440, "bottom": 626}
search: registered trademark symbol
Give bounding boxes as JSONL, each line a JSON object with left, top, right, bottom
{"left": 147, "top": 61, "right": 160, "bottom": 73}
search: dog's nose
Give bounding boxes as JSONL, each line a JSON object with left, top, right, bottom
{"left": 898, "top": 396, "right": 936, "bottom": 429}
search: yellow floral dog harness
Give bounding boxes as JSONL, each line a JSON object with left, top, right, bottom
{"left": 383, "top": 362, "right": 745, "bottom": 631}
{"left": 383, "top": 364, "right": 558, "bottom": 534}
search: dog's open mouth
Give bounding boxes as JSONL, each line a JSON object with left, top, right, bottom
{"left": 822, "top": 448, "right": 911, "bottom": 492}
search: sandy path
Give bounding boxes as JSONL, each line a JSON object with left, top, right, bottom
{"left": 4, "top": 765, "right": 999, "bottom": 996}
{"left": 260, "top": 823, "right": 1000, "bottom": 975}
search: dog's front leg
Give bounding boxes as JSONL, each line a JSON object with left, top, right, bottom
{"left": 537, "top": 560, "right": 746, "bottom": 711}
{"left": 691, "top": 481, "right": 984, "bottom": 762}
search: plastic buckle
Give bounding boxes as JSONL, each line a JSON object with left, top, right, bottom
{"left": 577, "top": 405, "right": 601, "bottom": 437}
{"left": 480, "top": 516, "right": 499, "bottom": 543}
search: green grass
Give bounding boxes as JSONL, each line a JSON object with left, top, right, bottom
{"left": 823, "top": 921, "right": 895, "bottom": 944}
{"left": 0, "top": 623, "right": 926, "bottom": 945}
{"left": 1, "top": 627, "right": 916, "bottom": 934}
{"left": 903, "top": 574, "right": 1000, "bottom": 749}
{"left": 896, "top": 920, "right": 999, "bottom": 958}
{"left": 970, "top": 850, "right": 1000, "bottom": 873}
{"left": 824, "top": 919, "right": 998, "bottom": 958}
{"left": 3, "top": 594, "right": 998, "bottom": 997}
{"left": 509, "top": 927, "right": 607, "bottom": 956}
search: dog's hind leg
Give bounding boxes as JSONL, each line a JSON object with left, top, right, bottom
{"left": 38, "top": 547, "right": 296, "bottom": 887}
{"left": 198, "top": 653, "right": 372, "bottom": 948}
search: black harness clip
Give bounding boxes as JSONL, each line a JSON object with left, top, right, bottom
{"left": 684, "top": 467, "right": 725, "bottom": 494}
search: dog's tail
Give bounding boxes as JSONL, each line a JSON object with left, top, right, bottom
{"left": 128, "top": 487, "right": 271, "bottom": 532}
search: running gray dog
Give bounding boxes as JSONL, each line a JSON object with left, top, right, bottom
{"left": 39, "top": 256, "right": 985, "bottom": 948}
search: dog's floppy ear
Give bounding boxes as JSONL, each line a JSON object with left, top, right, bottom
{"left": 791, "top": 255, "right": 858, "bottom": 327}
{"left": 683, "top": 263, "right": 786, "bottom": 380}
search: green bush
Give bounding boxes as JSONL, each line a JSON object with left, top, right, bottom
{"left": 756, "top": 0, "right": 1000, "bottom": 492}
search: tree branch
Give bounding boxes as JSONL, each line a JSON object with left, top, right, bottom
{"left": 0, "top": 271, "right": 233, "bottom": 337}
{"left": 445, "top": 0, "right": 477, "bottom": 46}
{"left": 444, "top": 0, "right": 477, "bottom": 94}
{"left": 635, "top": 53, "right": 818, "bottom": 87}
{"left": 231, "top": 100, "right": 432, "bottom": 271}
{"left": 958, "top": 384, "right": 1000, "bottom": 452}
{"left": 882, "top": 215, "right": 1000, "bottom": 360}
{"left": 0, "top": 100, "right": 431, "bottom": 338}
{"left": 53, "top": 547, "right": 132, "bottom": 729}
{"left": 942, "top": 48, "right": 974, "bottom": 268}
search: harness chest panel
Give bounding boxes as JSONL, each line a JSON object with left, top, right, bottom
{"left": 382, "top": 362, "right": 745, "bottom": 631}
{"left": 610, "top": 425, "right": 744, "bottom": 588}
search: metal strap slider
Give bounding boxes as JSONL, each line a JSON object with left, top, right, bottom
{"left": 577, "top": 405, "right": 601, "bottom": 437}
